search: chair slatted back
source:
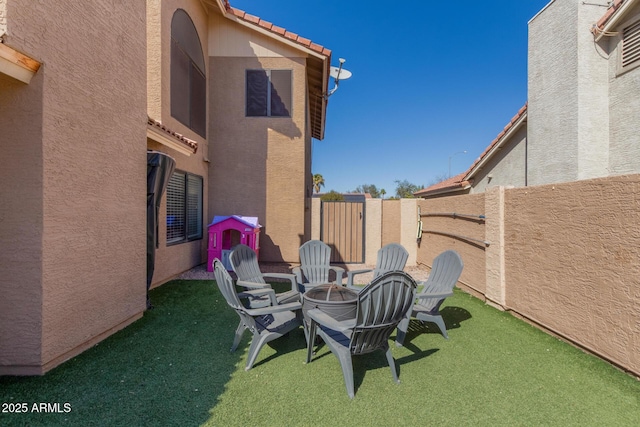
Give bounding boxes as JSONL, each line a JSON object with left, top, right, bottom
{"left": 351, "top": 271, "right": 416, "bottom": 354}
{"left": 419, "top": 250, "right": 463, "bottom": 314}
{"left": 213, "top": 259, "right": 259, "bottom": 331}
{"left": 299, "top": 240, "right": 332, "bottom": 284}
{"left": 373, "top": 243, "right": 409, "bottom": 279}
{"left": 230, "top": 244, "right": 266, "bottom": 285}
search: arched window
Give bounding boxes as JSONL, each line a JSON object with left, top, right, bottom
{"left": 171, "top": 9, "right": 206, "bottom": 137}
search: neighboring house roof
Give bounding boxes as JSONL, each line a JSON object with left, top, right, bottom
{"left": 592, "top": 0, "right": 639, "bottom": 40}
{"left": 464, "top": 104, "right": 528, "bottom": 180}
{"left": 414, "top": 103, "right": 528, "bottom": 198}
{"left": 220, "top": 1, "right": 332, "bottom": 140}
{"left": 413, "top": 173, "right": 471, "bottom": 198}
{"left": 147, "top": 117, "right": 198, "bottom": 155}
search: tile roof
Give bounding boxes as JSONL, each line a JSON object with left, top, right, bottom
{"left": 414, "top": 103, "right": 528, "bottom": 198}
{"left": 225, "top": 6, "right": 331, "bottom": 57}
{"left": 593, "top": 0, "right": 626, "bottom": 33}
{"left": 223, "top": 0, "right": 331, "bottom": 140}
{"left": 414, "top": 173, "right": 470, "bottom": 198}
{"left": 464, "top": 103, "right": 527, "bottom": 178}
{"left": 147, "top": 117, "right": 198, "bottom": 154}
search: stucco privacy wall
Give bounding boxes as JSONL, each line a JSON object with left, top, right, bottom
{"left": 417, "top": 194, "right": 487, "bottom": 296}
{"left": 208, "top": 13, "right": 310, "bottom": 263}
{"left": 0, "top": 1, "right": 147, "bottom": 374}
{"left": 147, "top": 0, "right": 210, "bottom": 287}
{"left": 504, "top": 175, "right": 640, "bottom": 375}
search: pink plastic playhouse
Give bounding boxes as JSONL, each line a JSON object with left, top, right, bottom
{"left": 207, "top": 215, "right": 261, "bottom": 271}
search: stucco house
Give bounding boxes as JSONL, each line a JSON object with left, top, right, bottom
{"left": 416, "top": 0, "right": 640, "bottom": 198}
{"left": 0, "top": 0, "right": 332, "bottom": 375}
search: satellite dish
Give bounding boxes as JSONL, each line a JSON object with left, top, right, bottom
{"left": 325, "top": 58, "right": 352, "bottom": 99}
{"left": 330, "top": 66, "right": 352, "bottom": 81}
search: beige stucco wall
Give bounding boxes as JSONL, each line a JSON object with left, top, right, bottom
{"left": 471, "top": 124, "right": 528, "bottom": 192}
{"left": 147, "top": 0, "right": 210, "bottom": 286}
{"left": 0, "top": 66, "right": 44, "bottom": 372}
{"left": 208, "top": 46, "right": 309, "bottom": 263}
{"left": 417, "top": 194, "right": 487, "bottom": 296}
{"left": 504, "top": 175, "right": 640, "bottom": 375}
{"left": 364, "top": 199, "right": 382, "bottom": 265}
{"left": 0, "top": 0, "right": 147, "bottom": 374}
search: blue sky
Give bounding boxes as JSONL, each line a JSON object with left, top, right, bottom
{"left": 230, "top": 0, "right": 551, "bottom": 195}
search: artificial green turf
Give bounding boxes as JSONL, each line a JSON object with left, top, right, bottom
{"left": 1, "top": 279, "right": 638, "bottom": 426}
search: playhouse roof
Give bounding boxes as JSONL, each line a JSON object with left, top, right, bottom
{"left": 210, "top": 215, "right": 261, "bottom": 228}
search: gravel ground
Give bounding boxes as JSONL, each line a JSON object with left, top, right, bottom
{"left": 177, "top": 261, "right": 431, "bottom": 284}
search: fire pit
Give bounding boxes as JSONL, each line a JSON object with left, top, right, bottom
{"left": 302, "top": 284, "right": 358, "bottom": 323}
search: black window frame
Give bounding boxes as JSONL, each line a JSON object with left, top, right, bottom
{"left": 166, "top": 171, "right": 203, "bottom": 245}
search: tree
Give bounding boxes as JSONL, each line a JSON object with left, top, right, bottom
{"left": 312, "top": 174, "right": 325, "bottom": 193}
{"left": 380, "top": 189, "right": 386, "bottom": 199}
{"left": 394, "top": 179, "right": 423, "bottom": 198}
{"left": 320, "top": 190, "right": 345, "bottom": 201}
{"left": 354, "top": 183, "right": 381, "bottom": 198}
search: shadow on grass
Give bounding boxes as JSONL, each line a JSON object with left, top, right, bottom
{"left": 0, "top": 280, "right": 244, "bottom": 427}
{"left": 398, "top": 306, "right": 472, "bottom": 346}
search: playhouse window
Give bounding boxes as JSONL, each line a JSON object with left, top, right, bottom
{"left": 171, "top": 9, "right": 206, "bottom": 137}
{"left": 166, "top": 171, "right": 203, "bottom": 244}
{"left": 246, "top": 69, "right": 292, "bottom": 117}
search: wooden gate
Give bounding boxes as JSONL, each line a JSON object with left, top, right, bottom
{"left": 320, "top": 201, "right": 365, "bottom": 263}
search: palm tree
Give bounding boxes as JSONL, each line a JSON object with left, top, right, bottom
{"left": 380, "top": 189, "right": 386, "bottom": 199}
{"left": 313, "top": 174, "right": 325, "bottom": 193}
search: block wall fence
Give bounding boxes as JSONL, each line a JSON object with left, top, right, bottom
{"left": 311, "top": 175, "right": 640, "bottom": 376}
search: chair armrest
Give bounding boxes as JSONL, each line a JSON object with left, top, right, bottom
{"left": 238, "top": 288, "right": 278, "bottom": 306}
{"left": 291, "top": 266, "right": 303, "bottom": 284}
{"left": 346, "top": 269, "right": 373, "bottom": 288}
{"left": 236, "top": 280, "right": 271, "bottom": 290}
{"left": 262, "top": 272, "right": 299, "bottom": 293}
{"left": 415, "top": 290, "right": 454, "bottom": 300}
{"left": 246, "top": 301, "right": 302, "bottom": 316}
{"left": 306, "top": 308, "right": 355, "bottom": 332}
{"left": 329, "top": 266, "right": 345, "bottom": 286}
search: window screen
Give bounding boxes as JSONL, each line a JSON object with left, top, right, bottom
{"left": 246, "top": 69, "right": 291, "bottom": 117}
{"left": 171, "top": 9, "right": 206, "bottom": 137}
{"left": 167, "top": 171, "right": 203, "bottom": 244}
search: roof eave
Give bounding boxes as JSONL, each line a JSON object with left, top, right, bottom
{"left": 414, "top": 181, "right": 472, "bottom": 198}
{"left": 465, "top": 111, "right": 528, "bottom": 180}
{"left": 222, "top": 8, "right": 331, "bottom": 140}
{"left": 594, "top": 0, "right": 638, "bottom": 42}
{"left": 0, "top": 42, "right": 41, "bottom": 84}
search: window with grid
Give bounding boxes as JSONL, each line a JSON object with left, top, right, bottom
{"left": 246, "top": 69, "right": 292, "bottom": 117}
{"left": 171, "top": 9, "right": 206, "bottom": 137}
{"left": 166, "top": 171, "right": 203, "bottom": 244}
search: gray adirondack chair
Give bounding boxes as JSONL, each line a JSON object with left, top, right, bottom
{"left": 345, "top": 243, "right": 409, "bottom": 290}
{"left": 395, "top": 250, "right": 463, "bottom": 346}
{"left": 305, "top": 271, "right": 417, "bottom": 398}
{"left": 230, "top": 244, "right": 300, "bottom": 308}
{"left": 213, "top": 258, "right": 302, "bottom": 371}
{"left": 292, "top": 240, "right": 344, "bottom": 292}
